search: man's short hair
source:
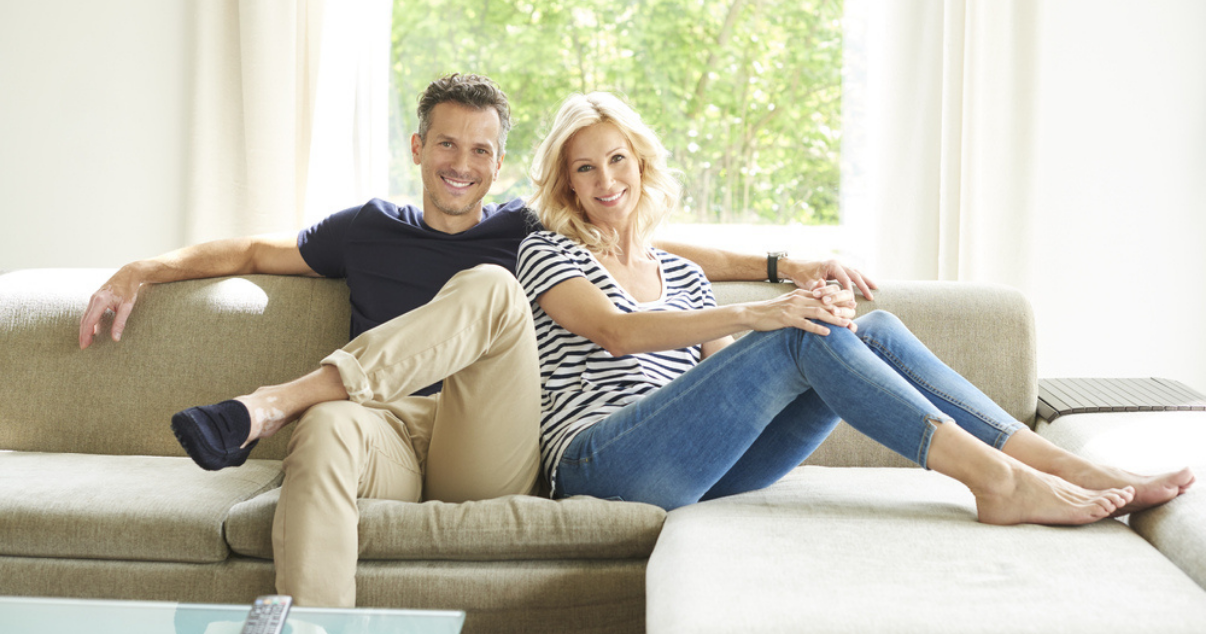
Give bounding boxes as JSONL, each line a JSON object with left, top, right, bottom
{"left": 417, "top": 73, "right": 512, "bottom": 154}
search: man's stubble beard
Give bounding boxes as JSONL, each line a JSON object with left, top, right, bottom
{"left": 430, "top": 195, "right": 480, "bottom": 216}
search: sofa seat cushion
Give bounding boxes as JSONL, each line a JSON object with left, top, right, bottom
{"left": 647, "top": 466, "right": 1206, "bottom": 634}
{"left": 226, "top": 489, "right": 665, "bottom": 561}
{"left": 0, "top": 452, "right": 282, "bottom": 564}
{"left": 1037, "top": 411, "right": 1206, "bottom": 590}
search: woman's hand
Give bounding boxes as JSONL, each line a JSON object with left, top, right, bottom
{"left": 806, "top": 280, "right": 859, "bottom": 312}
{"left": 742, "top": 288, "right": 857, "bottom": 336}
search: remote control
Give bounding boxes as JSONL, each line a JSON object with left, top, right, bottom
{"left": 241, "top": 595, "right": 292, "bottom": 634}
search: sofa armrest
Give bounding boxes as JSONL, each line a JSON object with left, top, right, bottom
{"left": 1038, "top": 377, "right": 1206, "bottom": 421}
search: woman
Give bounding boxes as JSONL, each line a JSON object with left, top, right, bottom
{"left": 516, "top": 92, "right": 1194, "bottom": 523}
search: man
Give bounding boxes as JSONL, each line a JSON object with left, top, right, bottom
{"left": 78, "top": 74, "right": 875, "bottom": 607}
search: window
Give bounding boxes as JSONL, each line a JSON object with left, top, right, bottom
{"left": 388, "top": 0, "right": 844, "bottom": 250}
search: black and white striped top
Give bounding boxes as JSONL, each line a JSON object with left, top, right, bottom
{"left": 516, "top": 231, "right": 717, "bottom": 490}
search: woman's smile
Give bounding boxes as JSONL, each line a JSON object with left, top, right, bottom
{"left": 595, "top": 190, "right": 626, "bottom": 205}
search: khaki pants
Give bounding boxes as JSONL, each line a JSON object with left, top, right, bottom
{"left": 271, "top": 265, "right": 541, "bottom": 607}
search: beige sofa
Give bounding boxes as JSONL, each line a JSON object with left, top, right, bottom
{"left": 1, "top": 269, "right": 1204, "bottom": 633}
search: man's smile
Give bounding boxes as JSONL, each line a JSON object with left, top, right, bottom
{"left": 441, "top": 174, "right": 476, "bottom": 191}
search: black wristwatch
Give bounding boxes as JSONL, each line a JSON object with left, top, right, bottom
{"left": 767, "top": 251, "right": 787, "bottom": 282}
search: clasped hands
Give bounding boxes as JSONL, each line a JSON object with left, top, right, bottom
{"left": 751, "top": 258, "right": 877, "bottom": 337}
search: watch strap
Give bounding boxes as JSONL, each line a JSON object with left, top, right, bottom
{"left": 767, "top": 251, "right": 786, "bottom": 282}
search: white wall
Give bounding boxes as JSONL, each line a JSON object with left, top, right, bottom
{"left": 1029, "top": 1, "right": 1206, "bottom": 392}
{"left": 0, "top": 0, "right": 192, "bottom": 270}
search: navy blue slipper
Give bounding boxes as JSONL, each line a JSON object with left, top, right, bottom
{"left": 170, "top": 400, "right": 258, "bottom": 471}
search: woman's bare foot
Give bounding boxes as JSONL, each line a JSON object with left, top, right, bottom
{"left": 928, "top": 422, "right": 1135, "bottom": 525}
{"left": 1002, "top": 428, "right": 1195, "bottom": 516}
{"left": 972, "top": 459, "right": 1135, "bottom": 526}
{"left": 1051, "top": 462, "right": 1195, "bottom": 516}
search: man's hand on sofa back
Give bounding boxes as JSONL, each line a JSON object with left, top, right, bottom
{"left": 78, "top": 234, "right": 317, "bottom": 349}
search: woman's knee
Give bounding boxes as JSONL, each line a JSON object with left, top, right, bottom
{"left": 854, "top": 309, "right": 905, "bottom": 335}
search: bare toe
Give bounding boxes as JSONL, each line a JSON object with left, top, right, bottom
{"left": 1178, "top": 469, "right": 1195, "bottom": 494}
{"left": 1065, "top": 465, "right": 1194, "bottom": 517}
{"left": 1109, "top": 487, "right": 1135, "bottom": 513}
{"left": 1118, "top": 469, "right": 1193, "bottom": 516}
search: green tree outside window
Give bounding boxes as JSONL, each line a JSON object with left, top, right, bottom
{"left": 390, "top": 0, "right": 843, "bottom": 226}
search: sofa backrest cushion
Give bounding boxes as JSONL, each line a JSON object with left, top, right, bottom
{"left": 0, "top": 269, "right": 350, "bottom": 459}
{"left": 1, "top": 270, "right": 1036, "bottom": 467}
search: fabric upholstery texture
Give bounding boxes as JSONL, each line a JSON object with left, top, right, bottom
{"left": 0, "top": 556, "right": 277, "bottom": 604}
{"left": 355, "top": 560, "right": 646, "bottom": 634}
{"left": 0, "top": 269, "right": 350, "bottom": 460}
{"left": 227, "top": 488, "right": 665, "bottom": 561}
{"left": 0, "top": 556, "right": 645, "bottom": 634}
{"left": 1037, "top": 411, "right": 1206, "bottom": 590}
{"left": 646, "top": 466, "right": 1206, "bottom": 634}
{"left": 0, "top": 452, "right": 281, "bottom": 563}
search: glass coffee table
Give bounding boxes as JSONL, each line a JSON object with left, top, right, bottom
{"left": 0, "top": 596, "right": 464, "bottom": 634}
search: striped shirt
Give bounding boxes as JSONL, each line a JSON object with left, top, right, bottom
{"left": 516, "top": 231, "right": 717, "bottom": 490}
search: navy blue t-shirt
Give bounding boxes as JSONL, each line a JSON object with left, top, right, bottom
{"left": 298, "top": 197, "right": 542, "bottom": 394}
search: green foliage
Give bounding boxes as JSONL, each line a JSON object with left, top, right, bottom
{"left": 390, "top": 0, "right": 843, "bottom": 225}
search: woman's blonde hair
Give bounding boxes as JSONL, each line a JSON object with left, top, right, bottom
{"left": 529, "top": 92, "right": 680, "bottom": 254}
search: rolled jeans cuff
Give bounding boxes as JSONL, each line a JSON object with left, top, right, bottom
{"left": 321, "top": 349, "right": 374, "bottom": 403}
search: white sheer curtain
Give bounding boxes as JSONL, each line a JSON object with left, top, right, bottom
{"left": 843, "top": 0, "right": 1206, "bottom": 391}
{"left": 843, "top": 0, "right": 1039, "bottom": 287}
{"left": 185, "top": 0, "right": 390, "bottom": 243}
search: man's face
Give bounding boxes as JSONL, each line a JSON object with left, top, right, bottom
{"left": 411, "top": 102, "right": 504, "bottom": 220}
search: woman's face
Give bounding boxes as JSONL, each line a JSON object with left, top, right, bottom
{"left": 565, "top": 122, "right": 642, "bottom": 228}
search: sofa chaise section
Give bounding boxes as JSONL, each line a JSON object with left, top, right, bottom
{"left": 646, "top": 466, "right": 1206, "bottom": 634}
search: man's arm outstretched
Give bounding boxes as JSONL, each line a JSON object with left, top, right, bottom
{"left": 653, "top": 240, "right": 877, "bottom": 300}
{"left": 79, "top": 233, "right": 319, "bottom": 349}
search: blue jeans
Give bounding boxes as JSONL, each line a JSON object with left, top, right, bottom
{"left": 554, "top": 310, "right": 1025, "bottom": 510}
